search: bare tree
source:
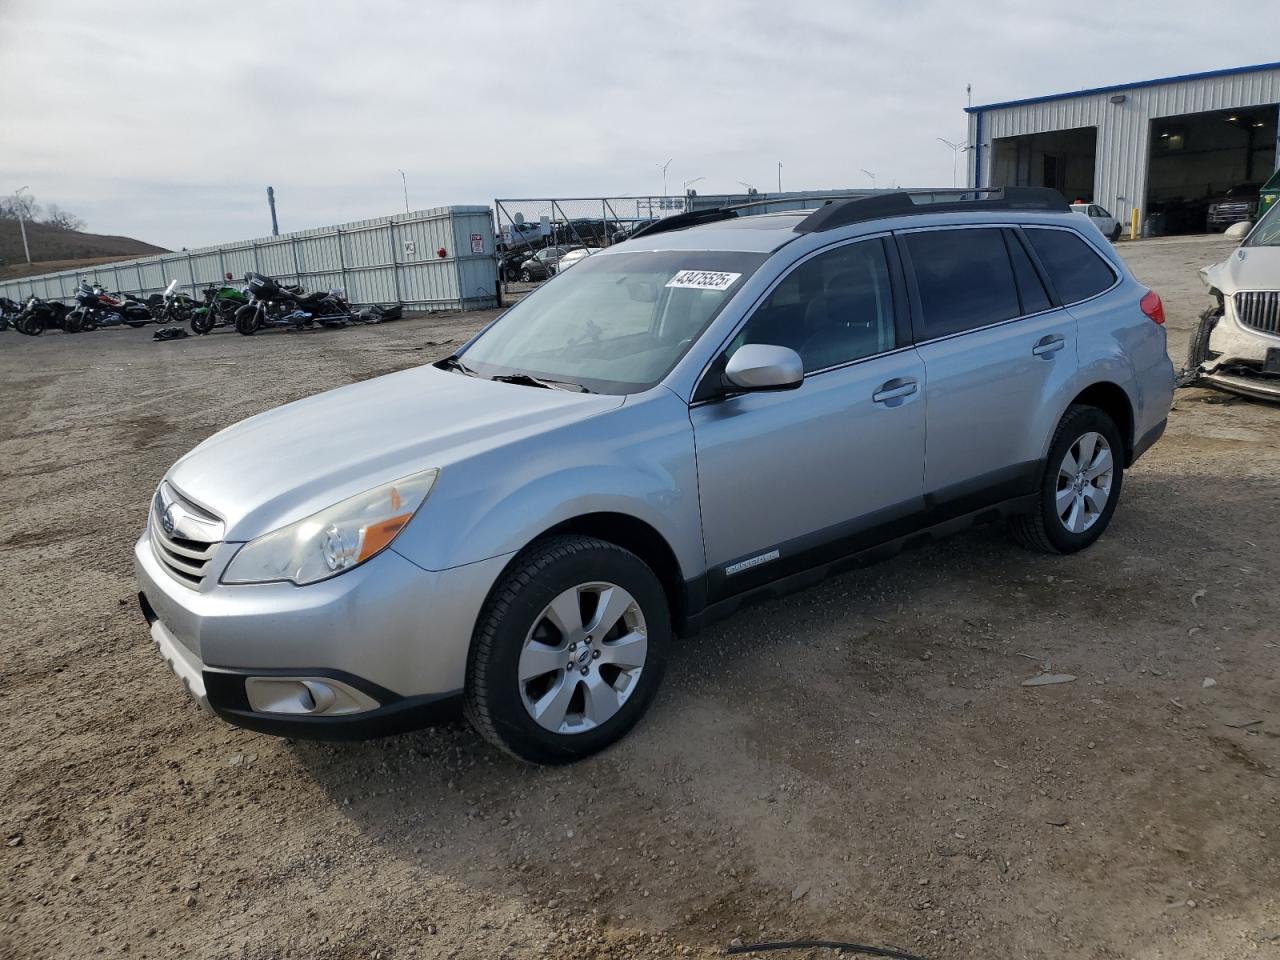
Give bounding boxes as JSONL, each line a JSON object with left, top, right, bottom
{"left": 0, "top": 193, "right": 41, "bottom": 221}
{"left": 44, "top": 203, "right": 87, "bottom": 232}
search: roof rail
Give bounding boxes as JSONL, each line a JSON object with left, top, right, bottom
{"left": 794, "top": 187, "right": 1070, "bottom": 233}
{"left": 628, "top": 207, "right": 739, "bottom": 239}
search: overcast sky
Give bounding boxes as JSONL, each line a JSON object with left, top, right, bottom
{"left": 2, "top": 0, "right": 1277, "bottom": 250}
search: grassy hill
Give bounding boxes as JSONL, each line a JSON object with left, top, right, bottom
{"left": 0, "top": 219, "right": 167, "bottom": 280}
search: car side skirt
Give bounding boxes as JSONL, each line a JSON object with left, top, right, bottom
{"left": 681, "top": 461, "right": 1042, "bottom": 634}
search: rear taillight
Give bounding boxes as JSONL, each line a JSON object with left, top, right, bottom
{"left": 1140, "top": 290, "right": 1165, "bottom": 325}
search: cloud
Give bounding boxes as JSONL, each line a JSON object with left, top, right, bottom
{"left": 1, "top": 0, "right": 1275, "bottom": 248}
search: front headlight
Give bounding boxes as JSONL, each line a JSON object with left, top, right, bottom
{"left": 221, "top": 468, "right": 439, "bottom": 586}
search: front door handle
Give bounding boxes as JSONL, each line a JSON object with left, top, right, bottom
{"left": 872, "top": 377, "right": 918, "bottom": 403}
{"left": 1032, "top": 334, "right": 1066, "bottom": 358}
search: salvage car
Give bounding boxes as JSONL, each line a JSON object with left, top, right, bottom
{"left": 1184, "top": 198, "right": 1280, "bottom": 400}
{"left": 1071, "top": 203, "right": 1123, "bottom": 242}
{"left": 136, "top": 187, "right": 1173, "bottom": 763}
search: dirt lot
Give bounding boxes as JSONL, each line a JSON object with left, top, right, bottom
{"left": 3, "top": 235, "right": 1277, "bottom": 960}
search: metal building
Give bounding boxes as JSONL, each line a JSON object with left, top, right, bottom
{"left": 966, "top": 62, "right": 1280, "bottom": 234}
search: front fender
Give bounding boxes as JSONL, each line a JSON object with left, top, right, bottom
{"left": 392, "top": 389, "right": 703, "bottom": 580}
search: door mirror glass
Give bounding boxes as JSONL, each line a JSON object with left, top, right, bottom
{"left": 723, "top": 344, "right": 804, "bottom": 392}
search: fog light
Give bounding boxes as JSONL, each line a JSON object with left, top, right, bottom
{"left": 244, "top": 677, "right": 379, "bottom": 716}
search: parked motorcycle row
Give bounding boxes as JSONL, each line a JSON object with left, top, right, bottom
{"left": 0, "top": 273, "right": 402, "bottom": 339}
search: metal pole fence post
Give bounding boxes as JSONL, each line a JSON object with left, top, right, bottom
{"left": 388, "top": 219, "right": 403, "bottom": 307}
{"left": 252, "top": 242, "right": 260, "bottom": 273}
{"left": 336, "top": 228, "right": 348, "bottom": 299}
{"left": 291, "top": 237, "right": 302, "bottom": 287}
{"left": 187, "top": 253, "right": 197, "bottom": 298}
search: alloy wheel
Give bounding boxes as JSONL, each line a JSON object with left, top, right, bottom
{"left": 1056, "top": 431, "right": 1113, "bottom": 534}
{"left": 518, "top": 581, "right": 648, "bottom": 734}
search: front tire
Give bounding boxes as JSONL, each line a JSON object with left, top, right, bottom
{"left": 465, "top": 536, "right": 670, "bottom": 764}
{"left": 1109, "top": 224, "right": 1122, "bottom": 242}
{"left": 1010, "top": 405, "right": 1124, "bottom": 554}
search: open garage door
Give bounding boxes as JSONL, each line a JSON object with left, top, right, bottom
{"left": 1146, "top": 105, "right": 1278, "bottom": 235}
{"left": 990, "top": 126, "right": 1097, "bottom": 202}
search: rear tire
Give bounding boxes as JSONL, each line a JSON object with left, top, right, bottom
{"left": 464, "top": 535, "right": 670, "bottom": 764}
{"left": 1010, "top": 405, "right": 1124, "bottom": 554}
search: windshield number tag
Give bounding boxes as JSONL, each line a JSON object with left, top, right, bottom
{"left": 666, "top": 270, "right": 741, "bottom": 292}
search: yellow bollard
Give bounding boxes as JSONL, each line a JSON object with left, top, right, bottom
{"left": 1130, "top": 208, "right": 1139, "bottom": 241}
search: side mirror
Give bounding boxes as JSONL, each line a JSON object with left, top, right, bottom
{"left": 723, "top": 344, "right": 803, "bottom": 392}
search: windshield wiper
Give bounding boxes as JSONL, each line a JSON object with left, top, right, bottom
{"left": 490, "top": 372, "right": 591, "bottom": 393}
{"left": 438, "top": 355, "right": 479, "bottom": 377}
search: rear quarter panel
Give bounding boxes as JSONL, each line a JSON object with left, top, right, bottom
{"left": 1068, "top": 274, "right": 1174, "bottom": 455}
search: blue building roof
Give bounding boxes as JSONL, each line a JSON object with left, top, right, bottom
{"left": 965, "top": 61, "right": 1280, "bottom": 114}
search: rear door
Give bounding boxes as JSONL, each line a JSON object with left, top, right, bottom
{"left": 899, "top": 225, "right": 1079, "bottom": 513}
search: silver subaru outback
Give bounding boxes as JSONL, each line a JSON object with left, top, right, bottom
{"left": 136, "top": 188, "right": 1174, "bottom": 764}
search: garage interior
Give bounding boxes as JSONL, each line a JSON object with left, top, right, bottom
{"left": 1146, "top": 105, "right": 1277, "bottom": 234}
{"left": 989, "top": 126, "right": 1098, "bottom": 204}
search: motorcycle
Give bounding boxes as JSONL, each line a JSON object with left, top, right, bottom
{"left": 189, "top": 281, "right": 249, "bottom": 334}
{"left": 68, "top": 279, "right": 152, "bottom": 331}
{"left": 153, "top": 281, "right": 199, "bottom": 325}
{"left": 11, "top": 296, "right": 75, "bottom": 335}
{"left": 0, "top": 296, "right": 22, "bottom": 332}
{"left": 234, "top": 272, "right": 353, "bottom": 335}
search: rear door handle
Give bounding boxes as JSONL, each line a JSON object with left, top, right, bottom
{"left": 1032, "top": 335, "right": 1066, "bottom": 358}
{"left": 872, "top": 377, "right": 918, "bottom": 403}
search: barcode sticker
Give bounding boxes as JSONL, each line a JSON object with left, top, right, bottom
{"left": 665, "top": 270, "right": 742, "bottom": 291}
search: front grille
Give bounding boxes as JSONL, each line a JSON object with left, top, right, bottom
{"left": 1235, "top": 291, "right": 1280, "bottom": 335}
{"left": 150, "top": 485, "right": 224, "bottom": 588}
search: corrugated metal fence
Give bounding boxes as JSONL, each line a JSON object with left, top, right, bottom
{"left": 0, "top": 205, "right": 499, "bottom": 311}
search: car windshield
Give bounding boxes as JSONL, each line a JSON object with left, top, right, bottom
{"left": 459, "top": 249, "right": 766, "bottom": 393}
{"left": 1244, "top": 201, "right": 1280, "bottom": 247}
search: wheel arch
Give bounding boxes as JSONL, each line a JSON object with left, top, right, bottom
{"left": 499, "top": 512, "right": 690, "bottom": 636}
{"left": 1067, "top": 381, "right": 1135, "bottom": 465}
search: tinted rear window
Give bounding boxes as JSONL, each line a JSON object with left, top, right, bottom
{"left": 1025, "top": 228, "right": 1117, "bottom": 304}
{"left": 904, "top": 228, "right": 1021, "bottom": 339}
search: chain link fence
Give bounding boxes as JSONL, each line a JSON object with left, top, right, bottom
{"left": 493, "top": 196, "right": 689, "bottom": 299}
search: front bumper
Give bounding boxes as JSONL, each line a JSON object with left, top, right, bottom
{"left": 1201, "top": 298, "right": 1280, "bottom": 400}
{"left": 134, "top": 527, "right": 512, "bottom": 738}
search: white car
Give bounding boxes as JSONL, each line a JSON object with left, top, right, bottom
{"left": 1071, "top": 203, "right": 1122, "bottom": 242}
{"left": 1184, "top": 200, "right": 1280, "bottom": 400}
{"left": 555, "top": 248, "right": 592, "bottom": 272}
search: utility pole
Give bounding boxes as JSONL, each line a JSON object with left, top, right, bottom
{"left": 657, "top": 158, "right": 672, "bottom": 197}
{"left": 12, "top": 186, "right": 32, "bottom": 264}
{"left": 266, "top": 186, "right": 279, "bottom": 236}
{"left": 936, "top": 138, "right": 968, "bottom": 188}
{"left": 397, "top": 169, "right": 409, "bottom": 213}
{"left": 777, "top": 161, "right": 783, "bottom": 193}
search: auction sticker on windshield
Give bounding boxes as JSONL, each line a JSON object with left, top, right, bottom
{"left": 665, "top": 270, "right": 742, "bottom": 291}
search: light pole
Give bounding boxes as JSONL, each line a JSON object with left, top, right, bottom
{"left": 861, "top": 169, "right": 877, "bottom": 189}
{"left": 397, "top": 169, "right": 409, "bottom": 213}
{"left": 657, "top": 158, "right": 672, "bottom": 197}
{"left": 735, "top": 180, "right": 755, "bottom": 195}
{"left": 12, "top": 185, "right": 31, "bottom": 264}
{"left": 777, "top": 161, "right": 783, "bottom": 193}
{"left": 682, "top": 177, "right": 705, "bottom": 194}
{"left": 936, "top": 138, "right": 969, "bottom": 188}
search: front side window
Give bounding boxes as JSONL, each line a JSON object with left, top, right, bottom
{"left": 1024, "top": 228, "right": 1117, "bottom": 304}
{"left": 904, "top": 228, "right": 1021, "bottom": 339}
{"left": 461, "top": 249, "right": 765, "bottom": 394}
{"left": 730, "top": 238, "right": 897, "bottom": 372}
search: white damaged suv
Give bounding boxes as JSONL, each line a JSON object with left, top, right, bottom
{"left": 1186, "top": 200, "right": 1280, "bottom": 400}
{"left": 136, "top": 188, "right": 1174, "bottom": 763}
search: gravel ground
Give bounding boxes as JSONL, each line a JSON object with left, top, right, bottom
{"left": 3, "top": 235, "right": 1278, "bottom": 960}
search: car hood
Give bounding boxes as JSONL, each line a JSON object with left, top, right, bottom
{"left": 1201, "top": 246, "right": 1280, "bottom": 295}
{"left": 167, "top": 365, "right": 624, "bottom": 541}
